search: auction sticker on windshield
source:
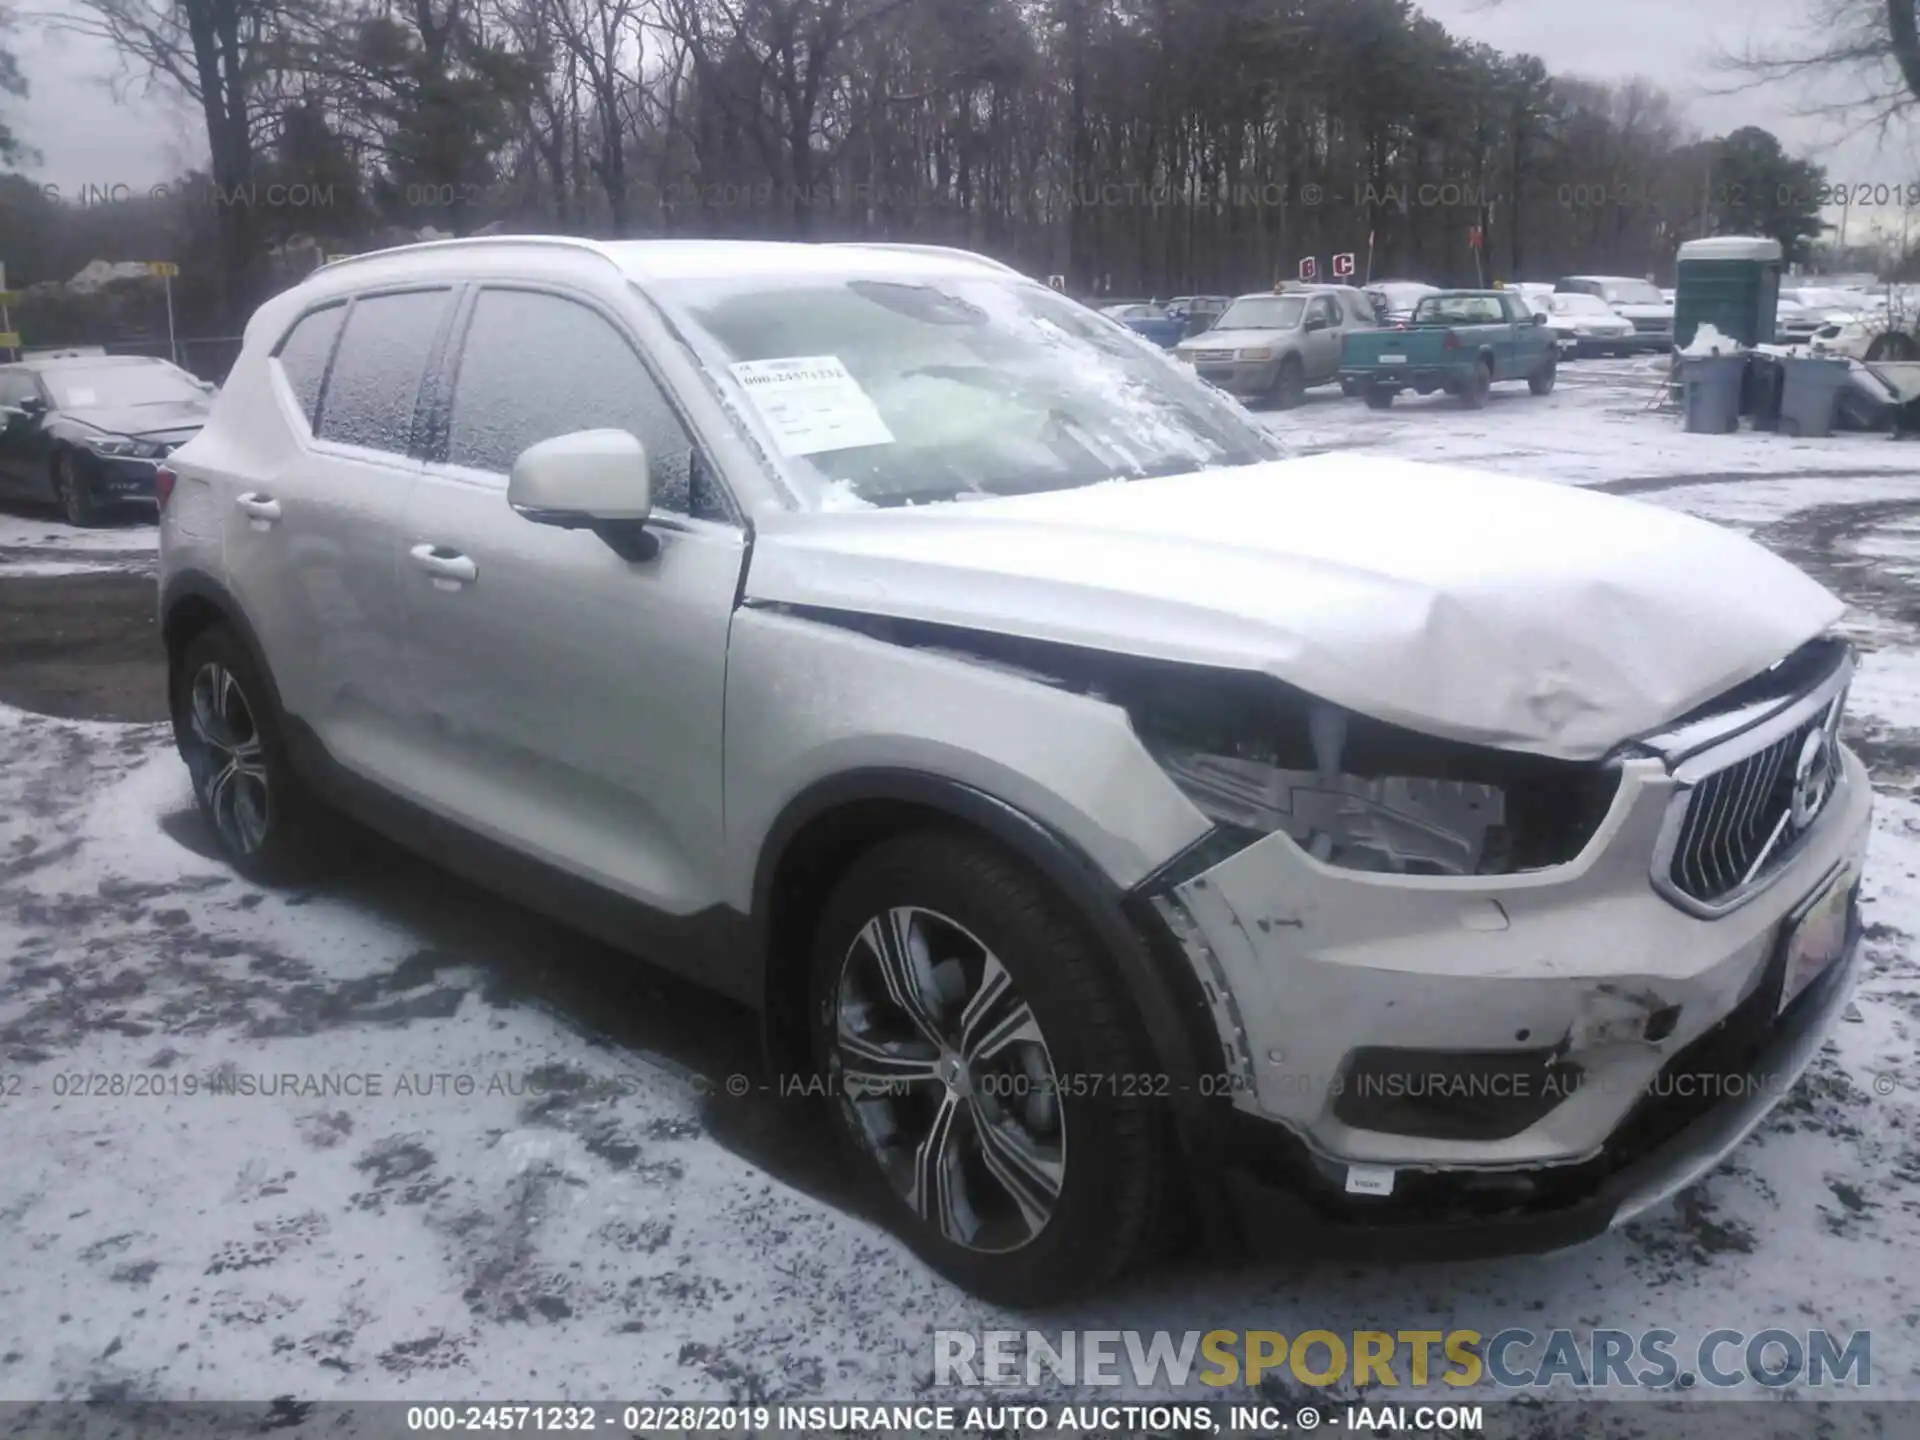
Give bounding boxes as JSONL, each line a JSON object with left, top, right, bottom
{"left": 728, "top": 355, "right": 896, "bottom": 456}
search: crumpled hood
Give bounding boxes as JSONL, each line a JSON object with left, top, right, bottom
{"left": 745, "top": 453, "right": 1845, "bottom": 761}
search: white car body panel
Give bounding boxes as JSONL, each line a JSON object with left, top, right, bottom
{"left": 745, "top": 451, "right": 1844, "bottom": 762}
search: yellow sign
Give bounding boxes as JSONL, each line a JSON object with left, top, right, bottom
{"left": 0, "top": 291, "right": 19, "bottom": 304}
{"left": 147, "top": 262, "right": 180, "bottom": 278}
{"left": 0, "top": 332, "right": 19, "bottom": 348}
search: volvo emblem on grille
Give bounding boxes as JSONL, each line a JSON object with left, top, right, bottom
{"left": 1791, "top": 724, "right": 1837, "bottom": 831}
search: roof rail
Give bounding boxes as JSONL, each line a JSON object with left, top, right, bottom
{"left": 825, "top": 242, "right": 1021, "bottom": 276}
{"left": 312, "top": 234, "right": 618, "bottom": 277}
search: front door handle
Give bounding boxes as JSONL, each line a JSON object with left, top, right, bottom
{"left": 235, "top": 493, "right": 280, "bottom": 522}
{"left": 410, "top": 543, "right": 477, "bottom": 586}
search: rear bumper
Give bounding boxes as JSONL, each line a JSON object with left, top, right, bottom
{"left": 1338, "top": 365, "right": 1460, "bottom": 392}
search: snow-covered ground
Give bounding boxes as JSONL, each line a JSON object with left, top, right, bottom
{"left": 3, "top": 359, "right": 1919, "bottom": 1420}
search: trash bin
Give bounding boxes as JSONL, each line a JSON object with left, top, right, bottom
{"left": 1778, "top": 357, "right": 1850, "bottom": 438}
{"left": 1680, "top": 354, "right": 1746, "bottom": 434}
{"left": 1744, "top": 353, "right": 1785, "bottom": 431}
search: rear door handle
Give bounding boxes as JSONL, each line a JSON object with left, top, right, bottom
{"left": 235, "top": 493, "right": 280, "bottom": 522}
{"left": 410, "top": 543, "right": 477, "bottom": 586}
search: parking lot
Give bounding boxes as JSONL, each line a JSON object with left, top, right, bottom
{"left": 3, "top": 358, "right": 1919, "bottom": 1413}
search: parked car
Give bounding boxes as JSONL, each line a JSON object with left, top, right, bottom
{"left": 1166, "top": 294, "right": 1233, "bottom": 337}
{"left": 1555, "top": 276, "right": 1675, "bottom": 350}
{"left": 160, "top": 237, "right": 1871, "bottom": 1306}
{"left": 1518, "top": 294, "right": 1578, "bottom": 361}
{"left": 1802, "top": 290, "right": 1920, "bottom": 361}
{"left": 1339, "top": 288, "right": 1558, "bottom": 407}
{"left": 1172, "top": 285, "right": 1379, "bottom": 407}
{"left": 1540, "top": 293, "right": 1639, "bottom": 357}
{"left": 1098, "top": 301, "right": 1185, "bottom": 348}
{"left": 0, "top": 353, "right": 215, "bottom": 524}
{"left": 1363, "top": 280, "right": 1441, "bottom": 325}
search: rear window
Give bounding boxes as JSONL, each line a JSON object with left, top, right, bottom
{"left": 316, "top": 289, "right": 451, "bottom": 454}
{"left": 273, "top": 303, "right": 346, "bottom": 428}
{"left": 1412, "top": 295, "right": 1505, "bottom": 325}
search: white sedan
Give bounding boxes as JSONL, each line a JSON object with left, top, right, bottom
{"left": 1536, "top": 293, "right": 1639, "bottom": 357}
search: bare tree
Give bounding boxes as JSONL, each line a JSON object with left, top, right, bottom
{"left": 42, "top": 0, "right": 316, "bottom": 319}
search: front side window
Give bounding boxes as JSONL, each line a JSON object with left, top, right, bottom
{"left": 43, "top": 362, "right": 204, "bottom": 410}
{"left": 445, "top": 288, "right": 702, "bottom": 515}
{"left": 655, "top": 271, "right": 1284, "bottom": 509}
{"left": 273, "top": 303, "right": 347, "bottom": 428}
{"left": 316, "top": 288, "right": 450, "bottom": 454}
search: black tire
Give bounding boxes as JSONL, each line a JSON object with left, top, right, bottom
{"left": 808, "top": 829, "right": 1162, "bottom": 1306}
{"left": 1528, "top": 355, "right": 1557, "bottom": 395}
{"left": 53, "top": 451, "right": 97, "bottom": 527}
{"left": 1269, "top": 356, "right": 1306, "bottom": 410}
{"left": 1460, "top": 357, "right": 1493, "bottom": 408}
{"left": 1362, "top": 386, "right": 1395, "bottom": 410}
{"left": 170, "top": 623, "right": 335, "bottom": 885}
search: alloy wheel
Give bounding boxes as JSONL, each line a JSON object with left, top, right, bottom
{"left": 184, "top": 661, "right": 271, "bottom": 855}
{"left": 56, "top": 455, "right": 91, "bottom": 527}
{"left": 831, "top": 905, "right": 1065, "bottom": 1254}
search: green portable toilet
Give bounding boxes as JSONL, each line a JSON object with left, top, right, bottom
{"left": 1673, "top": 236, "right": 1783, "bottom": 349}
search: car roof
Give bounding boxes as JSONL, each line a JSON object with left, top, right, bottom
{"left": 306, "top": 237, "right": 1025, "bottom": 293}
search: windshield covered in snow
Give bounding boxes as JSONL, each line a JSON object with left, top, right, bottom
{"left": 44, "top": 363, "right": 205, "bottom": 409}
{"left": 660, "top": 273, "right": 1283, "bottom": 509}
{"left": 1212, "top": 296, "right": 1307, "bottom": 330}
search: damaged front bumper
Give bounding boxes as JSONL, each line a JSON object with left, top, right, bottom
{"left": 1139, "top": 743, "right": 1872, "bottom": 1259}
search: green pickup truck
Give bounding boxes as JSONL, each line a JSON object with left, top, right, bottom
{"left": 1338, "top": 289, "right": 1558, "bottom": 409}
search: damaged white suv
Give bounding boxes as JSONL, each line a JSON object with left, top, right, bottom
{"left": 157, "top": 238, "right": 1871, "bottom": 1305}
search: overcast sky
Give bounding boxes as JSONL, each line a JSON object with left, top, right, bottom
{"left": 10, "top": 0, "right": 1918, "bottom": 219}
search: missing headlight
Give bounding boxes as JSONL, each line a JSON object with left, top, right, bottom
{"left": 1152, "top": 751, "right": 1507, "bottom": 875}
{"left": 1123, "top": 667, "right": 1619, "bottom": 877}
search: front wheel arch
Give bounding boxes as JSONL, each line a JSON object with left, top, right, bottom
{"left": 752, "top": 773, "right": 1223, "bottom": 1109}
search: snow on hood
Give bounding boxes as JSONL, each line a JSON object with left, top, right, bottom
{"left": 745, "top": 453, "right": 1845, "bottom": 761}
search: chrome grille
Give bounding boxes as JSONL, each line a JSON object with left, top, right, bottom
{"left": 1652, "top": 655, "right": 1851, "bottom": 915}
{"left": 1191, "top": 349, "right": 1235, "bottom": 363}
{"left": 1631, "top": 316, "right": 1672, "bottom": 334}
{"left": 1667, "top": 711, "right": 1821, "bottom": 903}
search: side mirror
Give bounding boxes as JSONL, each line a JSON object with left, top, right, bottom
{"left": 18, "top": 395, "right": 46, "bottom": 418}
{"left": 1304, "top": 315, "right": 1327, "bottom": 332}
{"left": 1533, "top": 312, "right": 1548, "bottom": 325}
{"left": 507, "top": 428, "right": 657, "bottom": 560}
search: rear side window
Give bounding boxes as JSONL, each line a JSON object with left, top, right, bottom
{"left": 317, "top": 289, "right": 451, "bottom": 454}
{"left": 272, "top": 303, "right": 346, "bottom": 428}
{"left": 445, "top": 287, "right": 702, "bottom": 515}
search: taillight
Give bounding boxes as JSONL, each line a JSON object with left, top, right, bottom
{"left": 155, "top": 465, "right": 177, "bottom": 512}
